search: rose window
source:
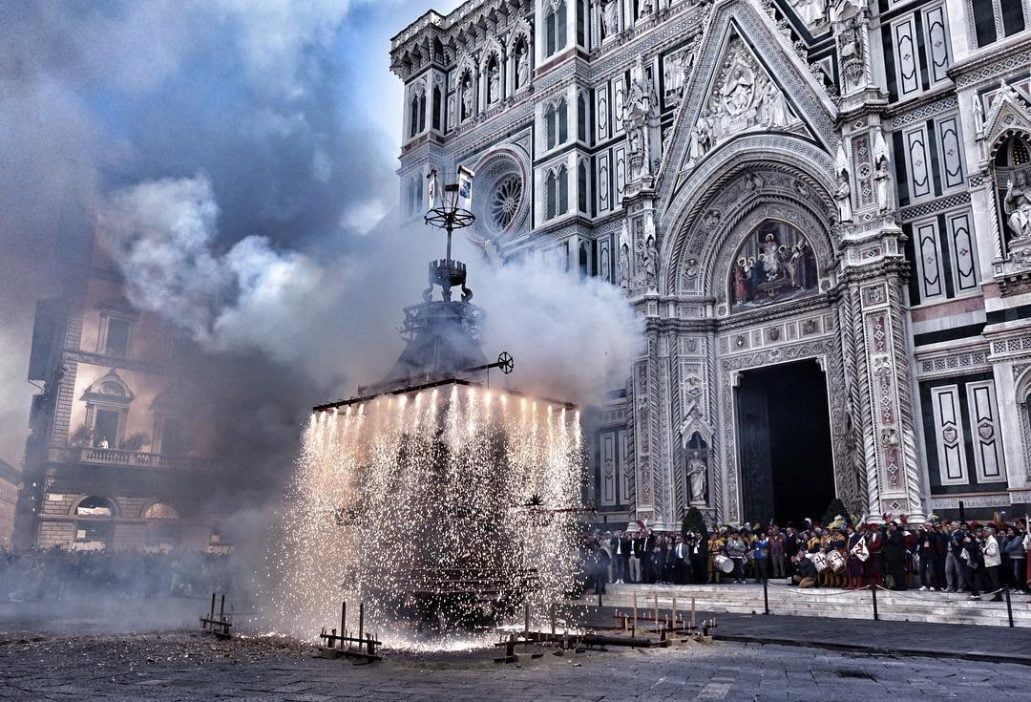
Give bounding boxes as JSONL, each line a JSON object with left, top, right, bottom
{"left": 490, "top": 174, "right": 522, "bottom": 232}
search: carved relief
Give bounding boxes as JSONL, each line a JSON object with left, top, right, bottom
{"left": 685, "top": 37, "right": 800, "bottom": 170}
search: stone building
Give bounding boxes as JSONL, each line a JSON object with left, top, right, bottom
{"left": 0, "top": 459, "right": 20, "bottom": 547}
{"left": 391, "top": 0, "right": 1031, "bottom": 528}
{"left": 15, "top": 235, "right": 226, "bottom": 550}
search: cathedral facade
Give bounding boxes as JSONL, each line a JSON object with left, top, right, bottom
{"left": 391, "top": 0, "right": 1031, "bottom": 528}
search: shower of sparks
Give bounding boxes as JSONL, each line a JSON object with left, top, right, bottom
{"left": 260, "top": 381, "right": 584, "bottom": 651}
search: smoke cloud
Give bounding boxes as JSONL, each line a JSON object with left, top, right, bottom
{"left": 100, "top": 172, "right": 642, "bottom": 404}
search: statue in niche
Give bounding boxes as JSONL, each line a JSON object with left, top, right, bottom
{"left": 874, "top": 156, "right": 892, "bottom": 212}
{"left": 791, "top": 0, "right": 826, "bottom": 25}
{"left": 603, "top": 0, "right": 620, "bottom": 38}
{"left": 460, "top": 75, "right": 473, "bottom": 120}
{"left": 516, "top": 44, "right": 529, "bottom": 88}
{"left": 1005, "top": 171, "right": 1031, "bottom": 240}
{"left": 644, "top": 237, "right": 657, "bottom": 287}
{"left": 834, "top": 168, "right": 853, "bottom": 222}
{"left": 664, "top": 48, "right": 692, "bottom": 100}
{"left": 687, "top": 111, "right": 712, "bottom": 166}
{"left": 687, "top": 451, "right": 707, "bottom": 503}
{"left": 488, "top": 62, "right": 500, "bottom": 104}
{"left": 836, "top": 16, "right": 867, "bottom": 91}
{"left": 758, "top": 80, "right": 791, "bottom": 128}
{"left": 641, "top": 0, "right": 655, "bottom": 17}
{"left": 622, "top": 57, "right": 658, "bottom": 179}
{"left": 618, "top": 243, "right": 631, "bottom": 291}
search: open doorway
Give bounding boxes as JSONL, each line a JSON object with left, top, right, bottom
{"left": 735, "top": 358, "right": 835, "bottom": 527}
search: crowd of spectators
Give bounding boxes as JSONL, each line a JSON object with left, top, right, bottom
{"left": 0, "top": 547, "right": 235, "bottom": 602}
{"left": 581, "top": 516, "right": 1031, "bottom": 599}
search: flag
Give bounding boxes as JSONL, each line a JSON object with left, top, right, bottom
{"left": 457, "top": 165, "right": 475, "bottom": 211}
{"left": 426, "top": 168, "right": 441, "bottom": 211}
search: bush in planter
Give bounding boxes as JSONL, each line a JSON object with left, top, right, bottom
{"left": 122, "top": 432, "right": 152, "bottom": 452}
{"left": 71, "top": 424, "right": 93, "bottom": 447}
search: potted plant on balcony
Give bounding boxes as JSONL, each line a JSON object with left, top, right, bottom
{"left": 122, "top": 432, "right": 152, "bottom": 452}
{"left": 71, "top": 423, "right": 94, "bottom": 447}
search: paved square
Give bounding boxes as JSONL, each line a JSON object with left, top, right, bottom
{"left": 1, "top": 632, "right": 1029, "bottom": 701}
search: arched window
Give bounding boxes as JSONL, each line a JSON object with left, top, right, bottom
{"left": 142, "top": 502, "right": 179, "bottom": 520}
{"left": 73, "top": 496, "right": 116, "bottom": 550}
{"left": 418, "top": 92, "right": 427, "bottom": 133}
{"left": 578, "top": 160, "right": 589, "bottom": 214}
{"left": 558, "top": 166, "right": 569, "bottom": 215}
{"left": 432, "top": 85, "right": 442, "bottom": 131}
{"left": 545, "top": 1, "right": 568, "bottom": 57}
{"left": 558, "top": 99, "right": 568, "bottom": 144}
{"left": 577, "top": 93, "right": 588, "bottom": 143}
{"left": 728, "top": 220, "right": 818, "bottom": 313}
{"left": 577, "top": 0, "right": 587, "bottom": 47}
{"left": 993, "top": 133, "right": 1031, "bottom": 252}
{"left": 558, "top": 1, "right": 568, "bottom": 49}
{"left": 546, "top": 104, "right": 558, "bottom": 149}
{"left": 970, "top": 0, "right": 1025, "bottom": 47}
{"left": 579, "top": 241, "right": 590, "bottom": 277}
{"left": 75, "top": 496, "right": 117, "bottom": 517}
{"left": 546, "top": 6, "right": 557, "bottom": 56}
{"left": 409, "top": 94, "right": 420, "bottom": 138}
{"left": 546, "top": 170, "right": 557, "bottom": 219}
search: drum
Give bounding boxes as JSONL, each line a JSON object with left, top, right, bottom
{"left": 714, "top": 554, "right": 734, "bottom": 574}
{"left": 827, "top": 551, "right": 846, "bottom": 573}
{"left": 810, "top": 552, "right": 828, "bottom": 572}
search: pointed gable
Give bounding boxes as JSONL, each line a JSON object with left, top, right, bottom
{"left": 658, "top": 0, "right": 838, "bottom": 207}
{"left": 983, "top": 86, "right": 1031, "bottom": 161}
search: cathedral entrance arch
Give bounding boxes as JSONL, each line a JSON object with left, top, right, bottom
{"left": 735, "top": 359, "right": 835, "bottom": 527}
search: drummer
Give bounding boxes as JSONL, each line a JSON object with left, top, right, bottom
{"left": 707, "top": 529, "right": 726, "bottom": 584}
{"left": 825, "top": 528, "right": 847, "bottom": 588}
{"left": 845, "top": 523, "right": 865, "bottom": 590}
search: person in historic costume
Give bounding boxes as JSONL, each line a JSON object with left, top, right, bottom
{"left": 708, "top": 530, "right": 726, "bottom": 583}
{"left": 845, "top": 523, "right": 866, "bottom": 589}
{"left": 863, "top": 523, "right": 884, "bottom": 587}
{"left": 826, "top": 526, "right": 847, "bottom": 588}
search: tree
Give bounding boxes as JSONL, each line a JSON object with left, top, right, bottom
{"left": 822, "top": 497, "right": 850, "bottom": 527}
{"left": 681, "top": 506, "right": 708, "bottom": 541}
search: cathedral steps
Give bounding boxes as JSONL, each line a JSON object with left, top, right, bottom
{"left": 580, "top": 583, "right": 1031, "bottom": 628}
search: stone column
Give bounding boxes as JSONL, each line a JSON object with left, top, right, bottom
{"left": 623, "top": 183, "right": 673, "bottom": 528}
{"left": 505, "top": 45, "right": 515, "bottom": 99}
{"left": 838, "top": 115, "right": 926, "bottom": 521}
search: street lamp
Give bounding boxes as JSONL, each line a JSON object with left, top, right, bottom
{"left": 423, "top": 167, "right": 476, "bottom": 302}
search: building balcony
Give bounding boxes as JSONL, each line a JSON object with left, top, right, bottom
{"left": 77, "top": 447, "right": 212, "bottom": 471}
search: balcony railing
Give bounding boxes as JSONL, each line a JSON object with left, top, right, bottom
{"left": 79, "top": 447, "right": 212, "bottom": 471}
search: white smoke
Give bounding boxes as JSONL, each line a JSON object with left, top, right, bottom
{"left": 101, "top": 174, "right": 642, "bottom": 404}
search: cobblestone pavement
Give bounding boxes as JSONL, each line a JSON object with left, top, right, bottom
{"left": 1, "top": 632, "right": 1029, "bottom": 701}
